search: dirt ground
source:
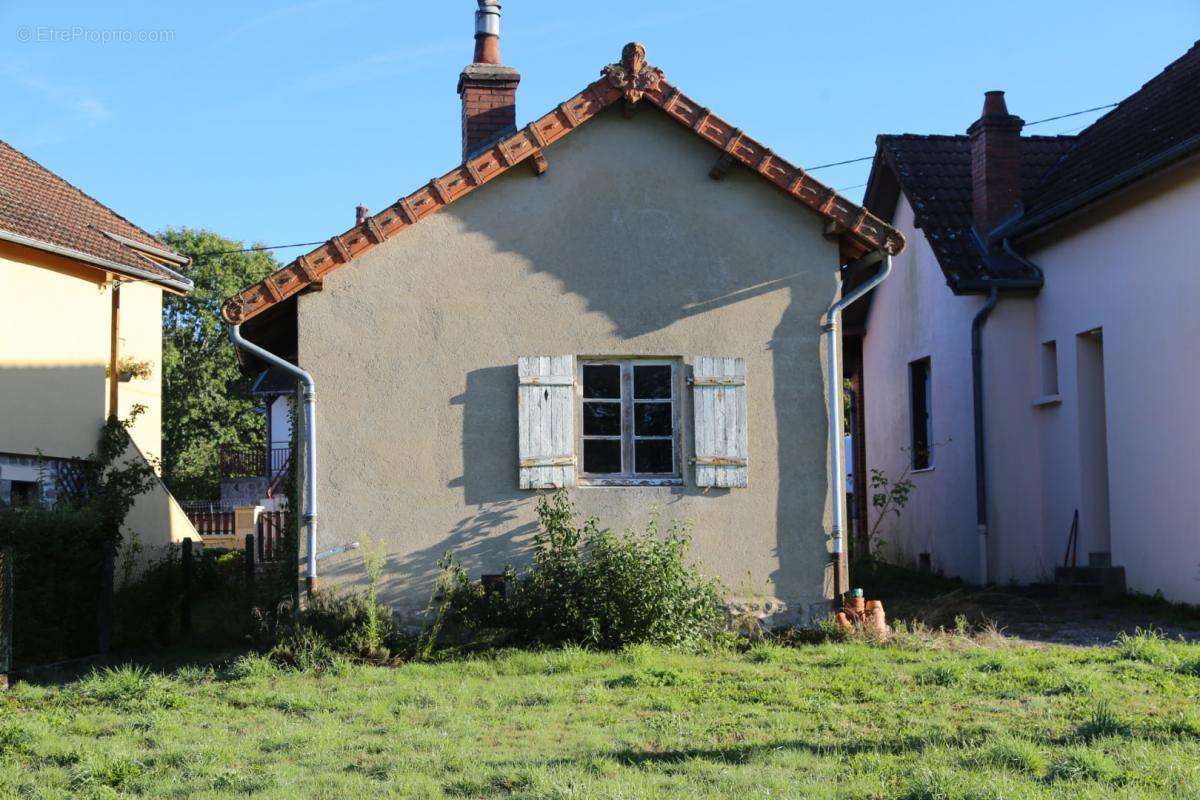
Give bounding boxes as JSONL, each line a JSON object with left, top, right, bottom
{"left": 853, "top": 560, "right": 1200, "bottom": 646}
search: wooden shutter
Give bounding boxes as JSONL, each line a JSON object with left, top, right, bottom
{"left": 691, "top": 356, "right": 748, "bottom": 488}
{"left": 517, "top": 355, "right": 577, "bottom": 489}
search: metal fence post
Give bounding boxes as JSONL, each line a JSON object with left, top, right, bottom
{"left": 97, "top": 539, "right": 115, "bottom": 656}
{"left": 180, "top": 539, "right": 193, "bottom": 637}
{"left": 244, "top": 534, "right": 255, "bottom": 579}
{"left": 0, "top": 548, "right": 11, "bottom": 690}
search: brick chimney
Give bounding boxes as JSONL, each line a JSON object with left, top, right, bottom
{"left": 457, "top": 1, "right": 520, "bottom": 161}
{"left": 967, "top": 91, "right": 1025, "bottom": 236}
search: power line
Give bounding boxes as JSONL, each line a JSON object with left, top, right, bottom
{"left": 1025, "top": 102, "right": 1117, "bottom": 127}
{"left": 805, "top": 155, "right": 875, "bottom": 171}
{"left": 198, "top": 100, "right": 1118, "bottom": 258}
{"left": 191, "top": 240, "right": 326, "bottom": 262}
{"left": 803, "top": 101, "right": 1116, "bottom": 172}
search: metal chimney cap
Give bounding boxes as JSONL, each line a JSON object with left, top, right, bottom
{"left": 476, "top": 0, "right": 501, "bottom": 36}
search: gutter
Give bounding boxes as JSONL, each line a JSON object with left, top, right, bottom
{"left": 0, "top": 228, "right": 193, "bottom": 293}
{"left": 823, "top": 251, "right": 893, "bottom": 602}
{"left": 228, "top": 323, "right": 319, "bottom": 594}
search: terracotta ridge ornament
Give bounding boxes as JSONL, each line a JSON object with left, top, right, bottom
{"left": 601, "top": 42, "right": 665, "bottom": 105}
{"left": 221, "top": 42, "right": 904, "bottom": 325}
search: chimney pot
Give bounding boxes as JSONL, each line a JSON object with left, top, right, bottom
{"left": 474, "top": 0, "right": 502, "bottom": 65}
{"left": 355, "top": 204, "right": 369, "bottom": 225}
{"left": 968, "top": 90, "right": 1025, "bottom": 237}
{"left": 981, "top": 90, "right": 1009, "bottom": 118}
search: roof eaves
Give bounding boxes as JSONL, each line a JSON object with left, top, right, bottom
{"left": 1010, "top": 133, "right": 1200, "bottom": 241}
{"left": 0, "top": 227, "right": 194, "bottom": 293}
{"left": 222, "top": 43, "right": 904, "bottom": 325}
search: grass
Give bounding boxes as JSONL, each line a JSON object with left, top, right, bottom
{"left": 0, "top": 630, "right": 1199, "bottom": 798}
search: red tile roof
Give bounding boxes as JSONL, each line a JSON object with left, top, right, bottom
{"left": 0, "top": 139, "right": 191, "bottom": 291}
{"left": 222, "top": 43, "right": 904, "bottom": 325}
{"left": 866, "top": 134, "right": 1075, "bottom": 286}
{"left": 1015, "top": 40, "right": 1200, "bottom": 235}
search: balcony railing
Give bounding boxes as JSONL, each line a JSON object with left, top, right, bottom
{"left": 219, "top": 444, "right": 291, "bottom": 485}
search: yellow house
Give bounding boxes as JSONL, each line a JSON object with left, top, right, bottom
{"left": 0, "top": 138, "right": 197, "bottom": 550}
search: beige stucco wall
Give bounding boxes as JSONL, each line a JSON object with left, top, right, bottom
{"left": 0, "top": 241, "right": 196, "bottom": 549}
{"left": 297, "top": 105, "right": 844, "bottom": 621}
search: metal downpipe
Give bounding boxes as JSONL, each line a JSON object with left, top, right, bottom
{"left": 971, "top": 287, "right": 999, "bottom": 585}
{"left": 823, "top": 253, "right": 893, "bottom": 601}
{"left": 228, "top": 324, "right": 319, "bottom": 594}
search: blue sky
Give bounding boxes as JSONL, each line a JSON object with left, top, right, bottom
{"left": 2, "top": 1, "right": 1196, "bottom": 259}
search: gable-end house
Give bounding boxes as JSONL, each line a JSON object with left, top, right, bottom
{"left": 0, "top": 138, "right": 199, "bottom": 550}
{"left": 851, "top": 41, "right": 1200, "bottom": 603}
{"left": 223, "top": 4, "right": 903, "bottom": 623}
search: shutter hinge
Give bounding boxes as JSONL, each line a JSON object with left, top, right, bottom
{"left": 689, "top": 377, "right": 746, "bottom": 387}
{"left": 520, "top": 455, "right": 577, "bottom": 468}
{"left": 691, "top": 456, "right": 747, "bottom": 467}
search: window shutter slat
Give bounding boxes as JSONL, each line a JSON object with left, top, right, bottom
{"left": 518, "top": 355, "right": 577, "bottom": 489}
{"left": 692, "top": 356, "right": 747, "bottom": 488}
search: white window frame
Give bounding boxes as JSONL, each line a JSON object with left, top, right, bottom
{"left": 576, "top": 358, "right": 683, "bottom": 487}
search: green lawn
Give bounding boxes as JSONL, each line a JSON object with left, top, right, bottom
{"left": 1, "top": 632, "right": 1199, "bottom": 799}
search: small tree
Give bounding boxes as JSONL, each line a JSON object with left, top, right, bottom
{"left": 867, "top": 466, "right": 915, "bottom": 558}
{"left": 157, "top": 228, "right": 279, "bottom": 501}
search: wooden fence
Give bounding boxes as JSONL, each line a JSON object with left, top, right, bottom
{"left": 256, "top": 511, "right": 287, "bottom": 563}
{"left": 187, "top": 510, "right": 235, "bottom": 537}
{"left": 184, "top": 510, "right": 289, "bottom": 563}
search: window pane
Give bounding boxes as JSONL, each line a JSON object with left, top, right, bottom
{"left": 633, "top": 364, "right": 672, "bottom": 399}
{"left": 583, "top": 401, "right": 621, "bottom": 436}
{"left": 909, "top": 359, "right": 931, "bottom": 470}
{"left": 583, "top": 364, "right": 621, "bottom": 399}
{"left": 635, "top": 439, "right": 673, "bottom": 474}
{"left": 583, "top": 439, "right": 622, "bottom": 474}
{"left": 634, "top": 402, "right": 672, "bottom": 436}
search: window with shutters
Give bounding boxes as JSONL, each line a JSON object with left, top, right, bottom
{"left": 578, "top": 359, "right": 681, "bottom": 485}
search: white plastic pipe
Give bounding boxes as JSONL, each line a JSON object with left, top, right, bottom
{"left": 228, "top": 323, "right": 318, "bottom": 593}
{"left": 822, "top": 253, "right": 893, "bottom": 593}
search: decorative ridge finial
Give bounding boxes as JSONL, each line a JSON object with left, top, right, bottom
{"left": 602, "top": 42, "right": 664, "bottom": 104}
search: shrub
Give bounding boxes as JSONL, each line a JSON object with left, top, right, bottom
{"left": 0, "top": 504, "right": 106, "bottom": 663}
{"left": 268, "top": 625, "right": 343, "bottom": 672}
{"left": 301, "top": 588, "right": 397, "bottom": 659}
{"left": 439, "top": 491, "right": 725, "bottom": 650}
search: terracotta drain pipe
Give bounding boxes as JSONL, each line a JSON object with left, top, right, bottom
{"left": 823, "top": 252, "right": 893, "bottom": 603}
{"left": 228, "top": 324, "right": 319, "bottom": 595}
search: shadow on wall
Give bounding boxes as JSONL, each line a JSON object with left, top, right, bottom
{"left": 0, "top": 364, "right": 107, "bottom": 460}
{"left": 351, "top": 105, "right": 833, "bottom": 605}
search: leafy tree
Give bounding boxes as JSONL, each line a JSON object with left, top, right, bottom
{"left": 157, "top": 228, "right": 279, "bottom": 500}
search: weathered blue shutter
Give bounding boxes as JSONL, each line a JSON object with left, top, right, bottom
{"left": 691, "top": 356, "right": 748, "bottom": 488}
{"left": 517, "top": 356, "right": 577, "bottom": 489}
